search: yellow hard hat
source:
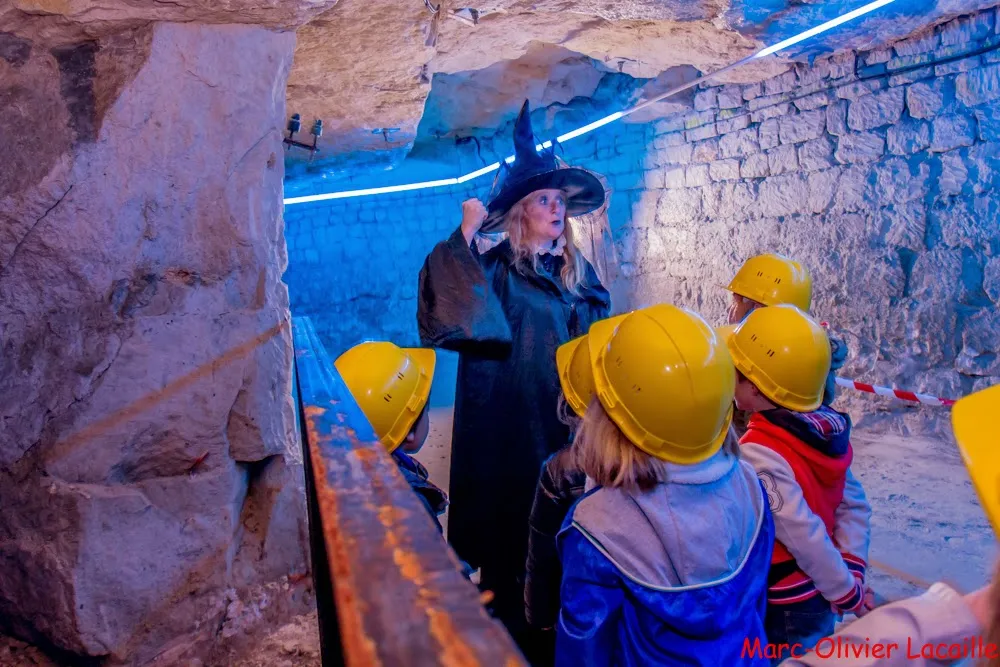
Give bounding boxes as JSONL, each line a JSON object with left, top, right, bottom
{"left": 556, "top": 314, "right": 629, "bottom": 418}
{"left": 727, "top": 305, "right": 830, "bottom": 412}
{"left": 952, "top": 384, "right": 1000, "bottom": 538}
{"left": 590, "top": 304, "right": 735, "bottom": 464}
{"left": 335, "top": 341, "right": 436, "bottom": 452}
{"left": 716, "top": 324, "right": 737, "bottom": 345}
{"left": 726, "top": 254, "right": 812, "bottom": 311}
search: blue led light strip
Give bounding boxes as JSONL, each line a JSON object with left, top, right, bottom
{"left": 284, "top": 0, "right": 896, "bottom": 206}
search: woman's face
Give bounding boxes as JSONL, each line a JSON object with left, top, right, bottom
{"left": 523, "top": 189, "right": 567, "bottom": 244}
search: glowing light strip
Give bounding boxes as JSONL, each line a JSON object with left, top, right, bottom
{"left": 754, "top": 0, "right": 897, "bottom": 59}
{"left": 456, "top": 162, "right": 501, "bottom": 183}
{"left": 556, "top": 112, "right": 624, "bottom": 143}
{"left": 283, "top": 178, "right": 458, "bottom": 204}
{"left": 284, "top": 0, "right": 896, "bottom": 206}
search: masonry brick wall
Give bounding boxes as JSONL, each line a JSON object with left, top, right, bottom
{"left": 285, "top": 8, "right": 1000, "bottom": 435}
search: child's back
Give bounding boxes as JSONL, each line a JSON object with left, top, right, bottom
{"left": 725, "top": 306, "right": 871, "bottom": 659}
{"left": 741, "top": 406, "right": 868, "bottom": 606}
{"left": 555, "top": 304, "right": 773, "bottom": 667}
{"left": 392, "top": 448, "right": 449, "bottom": 533}
{"left": 559, "top": 448, "right": 772, "bottom": 666}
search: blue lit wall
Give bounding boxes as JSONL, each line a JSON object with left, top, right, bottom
{"left": 284, "top": 8, "right": 1000, "bottom": 436}
{"left": 283, "top": 116, "right": 652, "bottom": 357}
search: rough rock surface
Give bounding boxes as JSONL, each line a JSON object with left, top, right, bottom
{"left": 0, "top": 0, "right": 337, "bottom": 38}
{"left": 0, "top": 20, "right": 306, "bottom": 664}
{"left": 222, "top": 611, "right": 321, "bottom": 667}
{"left": 284, "top": 0, "right": 1000, "bottom": 182}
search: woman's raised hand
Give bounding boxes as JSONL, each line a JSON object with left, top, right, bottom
{"left": 461, "top": 198, "right": 488, "bottom": 246}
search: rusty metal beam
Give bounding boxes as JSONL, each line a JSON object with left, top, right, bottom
{"left": 292, "top": 317, "right": 525, "bottom": 667}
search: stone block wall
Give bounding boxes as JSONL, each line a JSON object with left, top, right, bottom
{"left": 285, "top": 186, "right": 477, "bottom": 353}
{"left": 284, "top": 120, "right": 652, "bottom": 355}
{"left": 618, "top": 9, "right": 1000, "bottom": 434}
{"left": 285, "top": 8, "right": 1000, "bottom": 436}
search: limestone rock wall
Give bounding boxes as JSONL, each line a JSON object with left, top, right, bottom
{"left": 283, "top": 0, "right": 1000, "bottom": 185}
{"left": 0, "top": 21, "right": 305, "bottom": 663}
{"left": 617, "top": 10, "right": 1000, "bottom": 435}
{"left": 285, "top": 8, "right": 1000, "bottom": 437}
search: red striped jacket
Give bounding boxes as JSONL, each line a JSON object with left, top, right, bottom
{"left": 741, "top": 408, "right": 871, "bottom": 609}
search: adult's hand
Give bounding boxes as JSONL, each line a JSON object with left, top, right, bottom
{"left": 461, "top": 198, "right": 488, "bottom": 246}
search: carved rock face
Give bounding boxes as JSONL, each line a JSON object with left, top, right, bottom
{"left": 281, "top": 0, "right": 1000, "bottom": 178}
{"left": 0, "top": 21, "right": 305, "bottom": 662}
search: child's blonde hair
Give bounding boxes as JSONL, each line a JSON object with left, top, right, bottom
{"left": 505, "top": 192, "right": 587, "bottom": 296}
{"left": 573, "top": 397, "right": 740, "bottom": 494}
{"left": 556, "top": 394, "right": 581, "bottom": 432}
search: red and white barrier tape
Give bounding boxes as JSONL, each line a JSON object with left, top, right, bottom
{"left": 818, "top": 322, "right": 958, "bottom": 408}
{"left": 835, "top": 377, "right": 957, "bottom": 408}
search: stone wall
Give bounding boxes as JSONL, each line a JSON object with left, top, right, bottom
{"left": 1, "top": 22, "right": 307, "bottom": 663}
{"left": 284, "top": 118, "right": 651, "bottom": 355}
{"left": 618, "top": 9, "right": 1000, "bottom": 434}
{"left": 285, "top": 8, "right": 1000, "bottom": 436}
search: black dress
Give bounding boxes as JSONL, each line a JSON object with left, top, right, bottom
{"left": 417, "top": 227, "right": 610, "bottom": 637}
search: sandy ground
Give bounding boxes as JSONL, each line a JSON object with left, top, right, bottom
{"left": 852, "top": 429, "right": 996, "bottom": 601}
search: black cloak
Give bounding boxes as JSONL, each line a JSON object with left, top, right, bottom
{"left": 417, "top": 227, "right": 610, "bottom": 580}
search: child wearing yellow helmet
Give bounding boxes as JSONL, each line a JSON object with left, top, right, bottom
{"left": 524, "top": 314, "right": 627, "bottom": 665}
{"left": 724, "top": 305, "right": 871, "bottom": 663}
{"left": 724, "top": 253, "right": 848, "bottom": 429}
{"left": 779, "top": 383, "right": 1000, "bottom": 666}
{"left": 725, "top": 253, "right": 813, "bottom": 323}
{"left": 556, "top": 304, "right": 774, "bottom": 666}
{"left": 335, "top": 341, "right": 447, "bottom": 532}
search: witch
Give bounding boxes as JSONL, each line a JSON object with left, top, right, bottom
{"left": 417, "top": 101, "right": 611, "bottom": 653}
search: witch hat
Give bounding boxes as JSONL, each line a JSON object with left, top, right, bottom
{"left": 482, "top": 100, "right": 606, "bottom": 233}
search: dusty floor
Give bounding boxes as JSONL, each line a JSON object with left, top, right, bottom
{"left": 0, "top": 612, "right": 326, "bottom": 667}
{"left": 851, "top": 428, "right": 996, "bottom": 601}
{"left": 0, "top": 636, "right": 60, "bottom": 667}
{"left": 224, "top": 612, "right": 322, "bottom": 667}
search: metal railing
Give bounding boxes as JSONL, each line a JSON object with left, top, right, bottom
{"left": 292, "top": 316, "right": 524, "bottom": 666}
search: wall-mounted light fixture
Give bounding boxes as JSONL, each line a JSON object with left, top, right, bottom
{"left": 372, "top": 128, "right": 402, "bottom": 144}
{"left": 284, "top": 113, "right": 322, "bottom": 160}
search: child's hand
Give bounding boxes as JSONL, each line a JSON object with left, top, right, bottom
{"left": 964, "top": 584, "right": 992, "bottom": 629}
{"left": 832, "top": 578, "right": 867, "bottom": 616}
{"left": 855, "top": 585, "right": 876, "bottom": 618}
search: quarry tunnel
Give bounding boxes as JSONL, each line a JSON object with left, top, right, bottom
{"left": 2, "top": 0, "right": 1000, "bottom": 664}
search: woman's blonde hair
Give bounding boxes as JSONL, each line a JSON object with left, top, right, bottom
{"left": 572, "top": 398, "right": 740, "bottom": 494}
{"left": 504, "top": 191, "right": 587, "bottom": 295}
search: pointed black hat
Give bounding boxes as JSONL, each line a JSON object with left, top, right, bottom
{"left": 482, "top": 100, "right": 606, "bottom": 233}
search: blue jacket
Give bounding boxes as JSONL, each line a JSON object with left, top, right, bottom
{"left": 556, "top": 450, "right": 775, "bottom": 666}
{"left": 392, "top": 450, "right": 448, "bottom": 533}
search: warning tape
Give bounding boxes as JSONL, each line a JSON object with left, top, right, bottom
{"left": 817, "top": 323, "right": 959, "bottom": 408}
{"left": 835, "top": 377, "right": 957, "bottom": 408}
